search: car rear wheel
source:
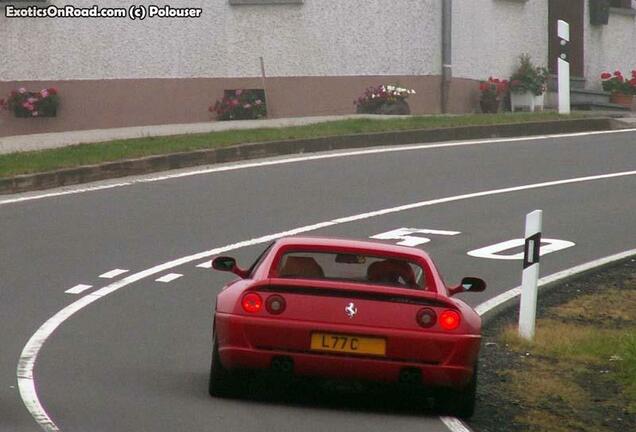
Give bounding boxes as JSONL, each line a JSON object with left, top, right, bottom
{"left": 435, "top": 362, "right": 477, "bottom": 419}
{"left": 209, "top": 335, "right": 243, "bottom": 398}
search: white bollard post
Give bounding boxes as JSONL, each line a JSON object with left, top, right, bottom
{"left": 519, "top": 210, "right": 543, "bottom": 340}
{"left": 557, "top": 20, "right": 571, "bottom": 115}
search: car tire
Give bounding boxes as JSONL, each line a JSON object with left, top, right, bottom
{"left": 435, "top": 362, "right": 477, "bottom": 419}
{"left": 209, "top": 335, "right": 241, "bottom": 398}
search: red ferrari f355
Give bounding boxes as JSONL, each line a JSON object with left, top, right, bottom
{"left": 209, "top": 236, "right": 486, "bottom": 418}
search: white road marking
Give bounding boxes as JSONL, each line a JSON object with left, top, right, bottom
{"left": 16, "top": 170, "right": 636, "bottom": 432}
{"left": 371, "top": 227, "right": 461, "bottom": 247}
{"left": 440, "top": 416, "right": 473, "bottom": 432}
{"left": 64, "top": 284, "right": 93, "bottom": 295}
{"left": 196, "top": 261, "right": 212, "bottom": 269}
{"left": 467, "top": 238, "right": 575, "bottom": 260}
{"left": 155, "top": 273, "right": 183, "bottom": 283}
{"left": 2, "top": 127, "right": 636, "bottom": 206}
{"left": 99, "top": 269, "right": 129, "bottom": 279}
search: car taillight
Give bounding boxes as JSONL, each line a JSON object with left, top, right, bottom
{"left": 439, "top": 310, "right": 461, "bottom": 330}
{"left": 242, "top": 293, "right": 263, "bottom": 313}
{"left": 266, "top": 295, "right": 286, "bottom": 314}
{"left": 416, "top": 308, "right": 437, "bottom": 328}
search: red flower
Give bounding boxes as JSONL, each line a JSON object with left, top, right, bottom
{"left": 479, "top": 82, "right": 488, "bottom": 92}
{"left": 614, "top": 70, "right": 623, "bottom": 77}
{"left": 629, "top": 78, "right": 636, "bottom": 87}
{"left": 601, "top": 72, "right": 612, "bottom": 80}
{"left": 48, "top": 87, "right": 58, "bottom": 95}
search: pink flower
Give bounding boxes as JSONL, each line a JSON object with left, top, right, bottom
{"left": 235, "top": 89, "right": 243, "bottom": 96}
{"left": 27, "top": 97, "right": 37, "bottom": 104}
{"left": 40, "top": 89, "right": 49, "bottom": 98}
{"left": 18, "top": 87, "right": 26, "bottom": 94}
{"left": 255, "top": 100, "right": 262, "bottom": 105}
{"left": 32, "top": 111, "right": 39, "bottom": 117}
{"left": 243, "top": 104, "right": 252, "bottom": 109}
{"left": 22, "top": 102, "right": 34, "bottom": 111}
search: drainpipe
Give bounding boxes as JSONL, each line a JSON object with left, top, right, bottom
{"left": 441, "top": 0, "right": 452, "bottom": 113}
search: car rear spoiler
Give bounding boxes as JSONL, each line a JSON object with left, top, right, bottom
{"left": 249, "top": 279, "right": 456, "bottom": 309}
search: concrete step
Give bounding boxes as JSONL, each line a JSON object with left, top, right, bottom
{"left": 571, "top": 101, "right": 630, "bottom": 111}
{"left": 547, "top": 75, "right": 587, "bottom": 91}
{"left": 571, "top": 88, "right": 611, "bottom": 106}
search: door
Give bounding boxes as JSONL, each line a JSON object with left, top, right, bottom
{"left": 548, "top": 0, "right": 585, "bottom": 77}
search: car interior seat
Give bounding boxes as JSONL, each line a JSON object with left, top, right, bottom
{"left": 279, "top": 256, "right": 325, "bottom": 279}
{"left": 367, "top": 259, "right": 416, "bottom": 288}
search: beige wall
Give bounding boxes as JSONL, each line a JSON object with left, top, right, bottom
{"left": 0, "top": 75, "right": 457, "bottom": 137}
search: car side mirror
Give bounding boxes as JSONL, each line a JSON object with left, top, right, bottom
{"left": 212, "top": 256, "right": 237, "bottom": 272}
{"left": 211, "top": 256, "right": 249, "bottom": 279}
{"left": 449, "top": 277, "right": 486, "bottom": 296}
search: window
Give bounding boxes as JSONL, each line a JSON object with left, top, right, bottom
{"left": 229, "top": 0, "right": 303, "bottom": 5}
{"left": 276, "top": 251, "right": 426, "bottom": 290}
{"left": 609, "top": 0, "right": 633, "bottom": 8}
{"left": 609, "top": 0, "right": 636, "bottom": 16}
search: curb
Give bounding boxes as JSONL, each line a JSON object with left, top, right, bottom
{"left": 0, "top": 117, "right": 617, "bottom": 195}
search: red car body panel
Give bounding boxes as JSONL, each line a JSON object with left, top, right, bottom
{"left": 212, "top": 236, "right": 483, "bottom": 389}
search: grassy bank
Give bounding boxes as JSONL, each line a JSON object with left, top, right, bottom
{"left": 496, "top": 283, "right": 635, "bottom": 431}
{"left": 0, "top": 112, "right": 585, "bottom": 178}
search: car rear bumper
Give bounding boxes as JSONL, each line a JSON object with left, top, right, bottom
{"left": 215, "top": 312, "right": 481, "bottom": 389}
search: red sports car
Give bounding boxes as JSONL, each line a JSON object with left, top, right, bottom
{"left": 209, "top": 236, "right": 486, "bottom": 417}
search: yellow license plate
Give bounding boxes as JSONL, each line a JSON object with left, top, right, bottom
{"left": 310, "top": 332, "right": 386, "bottom": 356}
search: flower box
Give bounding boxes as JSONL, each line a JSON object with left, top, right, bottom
{"left": 354, "top": 85, "right": 415, "bottom": 115}
{"left": 2, "top": 87, "right": 59, "bottom": 118}
{"left": 511, "top": 91, "right": 544, "bottom": 112}
{"left": 479, "top": 77, "right": 509, "bottom": 113}
{"left": 210, "top": 89, "right": 267, "bottom": 121}
{"left": 609, "top": 92, "right": 634, "bottom": 108}
{"left": 601, "top": 70, "right": 636, "bottom": 109}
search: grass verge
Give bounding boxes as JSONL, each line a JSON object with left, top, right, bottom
{"left": 0, "top": 112, "right": 586, "bottom": 178}
{"left": 496, "top": 283, "right": 636, "bottom": 432}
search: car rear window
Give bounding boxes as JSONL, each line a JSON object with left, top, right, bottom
{"left": 276, "top": 251, "right": 426, "bottom": 289}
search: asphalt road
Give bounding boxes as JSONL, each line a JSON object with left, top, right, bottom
{"left": 1, "top": 130, "right": 635, "bottom": 432}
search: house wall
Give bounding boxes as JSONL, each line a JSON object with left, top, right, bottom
{"left": 0, "top": 0, "right": 447, "bottom": 136}
{"left": 0, "top": 0, "right": 442, "bottom": 80}
{"left": 584, "top": 3, "right": 636, "bottom": 90}
{"left": 453, "top": 0, "right": 549, "bottom": 81}
{"left": 1, "top": 0, "right": 634, "bottom": 138}
{"left": 452, "top": 0, "right": 549, "bottom": 112}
